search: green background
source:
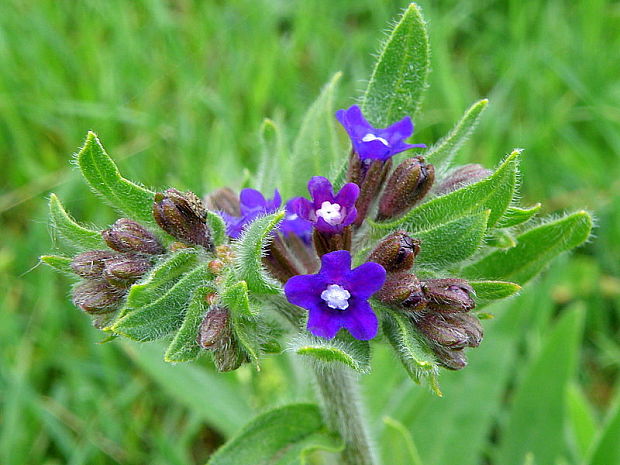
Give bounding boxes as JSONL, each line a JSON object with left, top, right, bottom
{"left": 1, "top": 1, "right": 618, "bottom": 464}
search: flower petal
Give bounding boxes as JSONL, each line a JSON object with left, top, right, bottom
{"left": 347, "top": 262, "right": 386, "bottom": 299}
{"left": 284, "top": 274, "right": 326, "bottom": 309}
{"left": 319, "top": 250, "right": 352, "bottom": 283}
{"left": 239, "top": 188, "right": 267, "bottom": 214}
{"left": 306, "top": 306, "right": 342, "bottom": 339}
{"left": 384, "top": 116, "right": 413, "bottom": 145}
{"left": 334, "top": 182, "right": 360, "bottom": 209}
{"left": 356, "top": 139, "right": 392, "bottom": 160}
{"left": 341, "top": 300, "right": 379, "bottom": 340}
{"left": 307, "top": 176, "right": 335, "bottom": 206}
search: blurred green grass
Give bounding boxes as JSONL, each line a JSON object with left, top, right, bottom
{"left": 1, "top": 0, "right": 619, "bottom": 464}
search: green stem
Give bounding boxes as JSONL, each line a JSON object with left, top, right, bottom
{"left": 313, "top": 363, "right": 378, "bottom": 465}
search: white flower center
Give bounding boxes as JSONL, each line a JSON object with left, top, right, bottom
{"left": 321, "top": 284, "right": 351, "bottom": 310}
{"left": 362, "top": 133, "right": 389, "bottom": 146}
{"left": 315, "top": 201, "right": 344, "bottom": 226}
{"left": 286, "top": 213, "right": 299, "bottom": 221}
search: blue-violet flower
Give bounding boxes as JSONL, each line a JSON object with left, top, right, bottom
{"left": 293, "top": 176, "right": 360, "bottom": 234}
{"left": 279, "top": 198, "right": 313, "bottom": 243}
{"left": 284, "top": 250, "right": 386, "bottom": 340}
{"left": 336, "top": 104, "right": 426, "bottom": 161}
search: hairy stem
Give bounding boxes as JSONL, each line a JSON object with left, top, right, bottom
{"left": 313, "top": 363, "right": 378, "bottom": 465}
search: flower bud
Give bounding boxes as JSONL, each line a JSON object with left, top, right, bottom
{"left": 376, "top": 272, "right": 426, "bottom": 312}
{"left": 435, "top": 164, "right": 492, "bottom": 196}
{"left": 153, "top": 188, "right": 212, "bottom": 249}
{"left": 433, "top": 346, "right": 468, "bottom": 370}
{"left": 72, "top": 280, "right": 123, "bottom": 314}
{"left": 368, "top": 231, "right": 420, "bottom": 272}
{"left": 103, "top": 255, "right": 152, "bottom": 288}
{"left": 204, "top": 187, "right": 240, "bottom": 216}
{"left": 416, "top": 312, "right": 483, "bottom": 349}
{"left": 421, "top": 278, "right": 476, "bottom": 312}
{"left": 352, "top": 158, "right": 392, "bottom": 227}
{"left": 102, "top": 218, "right": 165, "bottom": 255}
{"left": 377, "top": 156, "right": 435, "bottom": 221}
{"left": 197, "top": 306, "right": 244, "bottom": 372}
{"left": 71, "top": 250, "right": 119, "bottom": 278}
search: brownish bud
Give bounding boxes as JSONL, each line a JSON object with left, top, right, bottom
{"left": 102, "top": 218, "right": 165, "bottom": 255}
{"left": 71, "top": 250, "right": 119, "bottom": 278}
{"left": 416, "top": 312, "right": 483, "bottom": 350}
{"left": 204, "top": 187, "right": 240, "bottom": 216}
{"left": 375, "top": 272, "right": 426, "bottom": 312}
{"left": 207, "top": 259, "right": 225, "bottom": 275}
{"left": 421, "top": 278, "right": 476, "bottom": 312}
{"left": 435, "top": 164, "right": 492, "bottom": 196}
{"left": 377, "top": 156, "right": 435, "bottom": 220}
{"left": 72, "top": 280, "right": 123, "bottom": 314}
{"left": 433, "top": 346, "right": 468, "bottom": 370}
{"left": 313, "top": 227, "right": 352, "bottom": 257}
{"left": 103, "top": 255, "right": 152, "bottom": 288}
{"left": 153, "top": 188, "right": 212, "bottom": 249}
{"left": 352, "top": 158, "right": 392, "bottom": 227}
{"left": 197, "top": 306, "right": 244, "bottom": 372}
{"left": 368, "top": 230, "right": 420, "bottom": 272}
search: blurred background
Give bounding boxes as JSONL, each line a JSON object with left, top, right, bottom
{"left": 1, "top": 0, "right": 619, "bottom": 464}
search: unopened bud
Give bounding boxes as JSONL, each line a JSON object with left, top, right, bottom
{"left": 102, "top": 218, "right": 165, "bottom": 255}
{"left": 103, "top": 255, "right": 152, "bottom": 288}
{"left": 204, "top": 187, "right": 241, "bottom": 216}
{"left": 433, "top": 346, "right": 468, "bottom": 370}
{"left": 72, "top": 280, "right": 123, "bottom": 314}
{"left": 71, "top": 250, "right": 118, "bottom": 278}
{"left": 421, "top": 278, "right": 476, "bottom": 312}
{"left": 352, "top": 158, "right": 392, "bottom": 227}
{"left": 207, "top": 259, "right": 225, "bottom": 275}
{"left": 368, "top": 231, "right": 420, "bottom": 272}
{"left": 153, "top": 188, "right": 212, "bottom": 249}
{"left": 197, "top": 306, "right": 244, "bottom": 372}
{"left": 377, "top": 156, "right": 435, "bottom": 220}
{"left": 416, "top": 312, "right": 483, "bottom": 350}
{"left": 376, "top": 272, "right": 426, "bottom": 311}
{"left": 435, "top": 164, "right": 492, "bottom": 196}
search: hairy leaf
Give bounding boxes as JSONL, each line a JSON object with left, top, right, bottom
{"left": 40, "top": 255, "right": 74, "bottom": 276}
{"left": 255, "top": 118, "right": 289, "bottom": 193}
{"left": 291, "top": 334, "right": 371, "bottom": 373}
{"left": 485, "top": 229, "right": 517, "bottom": 249}
{"left": 48, "top": 194, "right": 106, "bottom": 250}
{"left": 426, "top": 99, "right": 489, "bottom": 168}
{"left": 233, "top": 211, "right": 284, "bottom": 294}
{"left": 470, "top": 281, "right": 521, "bottom": 300}
{"left": 497, "top": 204, "right": 542, "bottom": 228}
{"left": 207, "top": 404, "right": 342, "bottom": 465}
{"left": 462, "top": 211, "right": 593, "bottom": 285}
{"left": 362, "top": 3, "right": 430, "bottom": 126}
{"left": 206, "top": 211, "right": 228, "bottom": 246}
{"left": 221, "top": 280, "right": 252, "bottom": 317}
{"left": 76, "top": 131, "right": 154, "bottom": 223}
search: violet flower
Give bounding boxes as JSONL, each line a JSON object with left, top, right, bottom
{"left": 336, "top": 105, "right": 426, "bottom": 161}
{"left": 284, "top": 250, "right": 386, "bottom": 340}
{"left": 293, "top": 176, "right": 360, "bottom": 234}
{"left": 279, "top": 198, "right": 313, "bottom": 243}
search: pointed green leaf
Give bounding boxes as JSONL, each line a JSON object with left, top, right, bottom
{"left": 588, "top": 392, "right": 620, "bottom": 465}
{"left": 221, "top": 280, "right": 253, "bottom": 317}
{"left": 112, "top": 263, "right": 211, "bottom": 341}
{"left": 206, "top": 210, "right": 228, "bottom": 246}
{"left": 377, "top": 302, "right": 441, "bottom": 396}
{"left": 486, "top": 229, "right": 517, "bottom": 248}
{"left": 497, "top": 305, "right": 584, "bottom": 465}
{"left": 233, "top": 211, "right": 285, "bottom": 294}
{"left": 462, "top": 211, "right": 593, "bottom": 285}
{"left": 164, "top": 287, "right": 214, "bottom": 363}
{"left": 414, "top": 210, "right": 489, "bottom": 267}
{"left": 48, "top": 194, "right": 106, "bottom": 250}
{"left": 76, "top": 131, "right": 154, "bottom": 223}
{"left": 497, "top": 204, "right": 542, "bottom": 228}
{"left": 207, "top": 404, "right": 342, "bottom": 465}
{"left": 40, "top": 255, "right": 74, "bottom": 275}
{"left": 374, "top": 150, "right": 520, "bottom": 234}
{"left": 255, "top": 118, "right": 289, "bottom": 193}
{"left": 362, "top": 3, "right": 430, "bottom": 126}
{"left": 291, "top": 334, "right": 371, "bottom": 373}
{"left": 289, "top": 72, "right": 343, "bottom": 197}
{"left": 381, "top": 417, "right": 424, "bottom": 465}
{"left": 470, "top": 280, "right": 521, "bottom": 300}
{"left": 426, "top": 99, "right": 488, "bottom": 167}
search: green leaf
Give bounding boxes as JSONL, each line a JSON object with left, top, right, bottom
{"left": 76, "top": 131, "right": 154, "bottom": 223}
{"left": 567, "top": 383, "right": 598, "bottom": 461}
{"left": 233, "top": 211, "right": 284, "bottom": 294}
{"left": 255, "top": 118, "right": 289, "bottom": 193}
{"left": 373, "top": 150, "right": 520, "bottom": 234}
{"left": 485, "top": 229, "right": 517, "bottom": 249}
{"left": 378, "top": 302, "right": 441, "bottom": 396}
{"left": 469, "top": 280, "right": 521, "bottom": 300}
{"left": 497, "top": 305, "right": 584, "bottom": 465}
{"left": 588, "top": 392, "right": 620, "bottom": 465}
{"left": 221, "top": 280, "right": 253, "bottom": 317}
{"left": 164, "top": 287, "right": 214, "bottom": 363}
{"left": 462, "top": 211, "right": 593, "bottom": 285}
{"left": 426, "top": 99, "right": 489, "bottom": 167}
{"left": 414, "top": 210, "right": 489, "bottom": 267}
{"left": 362, "top": 3, "right": 430, "bottom": 126}
{"left": 497, "top": 204, "right": 542, "bottom": 228}
{"left": 48, "top": 194, "right": 106, "bottom": 250}
{"left": 39, "top": 255, "right": 74, "bottom": 276}
{"left": 207, "top": 403, "right": 342, "bottom": 465}
{"left": 381, "top": 417, "right": 424, "bottom": 465}
{"left": 288, "top": 72, "right": 343, "bottom": 197}
{"left": 206, "top": 210, "right": 228, "bottom": 246}
{"left": 112, "top": 263, "right": 211, "bottom": 341}
{"left": 291, "top": 334, "right": 371, "bottom": 374}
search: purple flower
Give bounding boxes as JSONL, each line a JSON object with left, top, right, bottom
{"left": 293, "top": 177, "right": 360, "bottom": 234}
{"left": 284, "top": 250, "right": 386, "bottom": 340}
{"left": 222, "top": 188, "right": 281, "bottom": 238}
{"left": 336, "top": 105, "right": 426, "bottom": 161}
{"left": 279, "top": 198, "right": 313, "bottom": 243}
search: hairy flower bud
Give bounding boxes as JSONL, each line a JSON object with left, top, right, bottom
{"left": 368, "top": 231, "right": 420, "bottom": 272}
{"left": 71, "top": 250, "right": 119, "bottom": 278}
{"left": 153, "top": 188, "right": 212, "bottom": 249}
{"left": 376, "top": 272, "right": 426, "bottom": 311}
{"left": 433, "top": 346, "right": 468, "bottom": 371}
{"left": 421, "top": 278, "right": 476, "bottom": 312}
{"left": 377, "top": 156, "right": 435, "bottom": 221}
{"left": 416, "top": 312, "right": 483, "bottom": 350}
{"left": 72, "top": 280, "right": 123, "bottom": 314}
{"left": 102, "top": 218, "right": 165, "bottom": 255}
{"left": 350, "top": 158, "right": 393, "bottom": 227}
{"left": 103, "top": 255, "right": 152, "bottom": 288}
{"left": 204, "top": 187, "right": 241, "bottom": 216}
{"left": 197, "top": 306, "right": 244, "bottom": 372}
{"left": 435, "top": 164, "right": 492, "bottom": 196}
